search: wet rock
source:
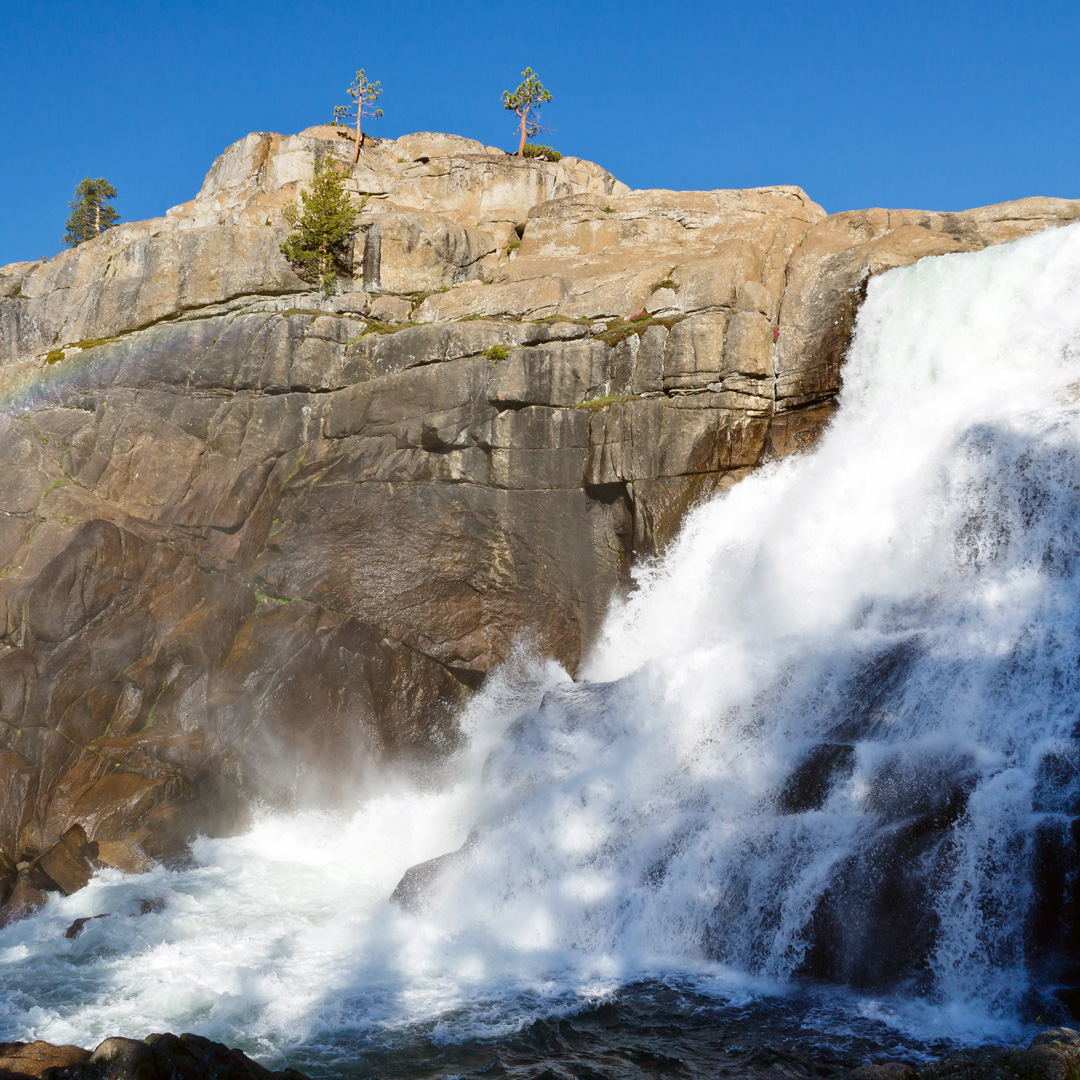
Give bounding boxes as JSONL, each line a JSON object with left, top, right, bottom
{"left": 390, "top": 839, "right": 474, "bottom": 912}
{"left": 0, "top": 1033, "right": 312, "bottom": 1080}
{"left": 1022, "top": 1028, "right": 1080, "bottom": 1080}
{"left": 64, "top": 914, "right": 108, "bottom": 939}
{"left": 140, "top": 1032, "right": 309, "bottom": 1080}
{"left": 93, "top": 841, "right": 153, "bottom": 875}
{"left": 84, "top": 1038, "right": 160, "bottom": 1080}
{"left": 0, "top": 879, "right": 48, "bottom": 925}
{"left": 777, "top": 744, "right": 855, "bottom": 814}
{"left": 84, "top": 1034, "right": 298, "bottom": 1080}
{"left": 0, "top": 854, "right": 15, "bottom": 908}
{"left": 907, "top": 1031, "right": 1080, "bottom": 1080}
{"left": 850, "top": 1064, "right": 916, "bottom": 1080}
{"left": 26, "top": 825, "right": 97, "bottom": 895}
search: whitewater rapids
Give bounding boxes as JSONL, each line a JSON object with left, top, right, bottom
{"left": 3, "top": 222, "right": 1080, "bottom": 1068}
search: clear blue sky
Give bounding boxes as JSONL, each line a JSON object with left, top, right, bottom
{"left": 2, "top": 0, "right": 1078, "bottom": 265}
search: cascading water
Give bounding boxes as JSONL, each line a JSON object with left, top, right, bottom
{"left": 3, "top": 222, "right": 1080, "bottom": 1075}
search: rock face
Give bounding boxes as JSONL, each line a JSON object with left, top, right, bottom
{"left": 1, "top": 127, "right": 1078, "bottom": 918}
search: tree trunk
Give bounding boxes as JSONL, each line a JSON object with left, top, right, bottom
{"left": 93, "top": 199, "right": 101, "bottom": 238}
{"left": 517, "top": 109, "right": 528, "bottom": 156}
{"left": 354, "top": 104, "right": 363, "bottom": 163}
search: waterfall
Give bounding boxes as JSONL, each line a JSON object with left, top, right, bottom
{"left": 421, "top": 220, "right": 1080, "bottom": 1012}
{"left": 3, "top": 222, "right": 1080, "bottom": 1061}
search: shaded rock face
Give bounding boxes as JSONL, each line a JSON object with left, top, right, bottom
{"left": 1, "top": 127, "right": 1078, "bottom": 915}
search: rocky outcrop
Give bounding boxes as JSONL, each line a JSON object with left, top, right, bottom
{"left": 1, "top": 127, "right": 1078, "bottom": 919}
{"left": 0, "top": 1032, "right": 308, "bottom": 1080}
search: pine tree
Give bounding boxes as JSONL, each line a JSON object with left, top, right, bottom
{"left": 279, "top": 154, "right": 357, "bottom": 298}
{"left": 502, "top": 68, "right": 552, "bottom": 157}
{"left": 336, "top": 69, "right": 384, "bottom": 163}
{"left": 63, "top": 178, "right": 119, "bottom": 247}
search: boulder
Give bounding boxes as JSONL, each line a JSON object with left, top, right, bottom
{"left": 0, "top": 879, "right": 47, "bottom": 925}
{"left": 78, "top": 1033, "right": 309, "bottom": 1080}
{"left": 26, "top": 824, "right": 96, "bottom": 895}
{"left": 0, "top": 1041, "right": 91, "bottom": 1079}
{"left": 389, "top": 848, "right": 468, "bottom": 913}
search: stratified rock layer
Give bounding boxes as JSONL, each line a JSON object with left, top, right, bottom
{"left": 1, "top": 128, "right": 1077, "bottom": 915}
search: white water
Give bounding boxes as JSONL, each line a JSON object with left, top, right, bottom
{"left": 4, "top": 223, "right": 1080, "bottom": 1061}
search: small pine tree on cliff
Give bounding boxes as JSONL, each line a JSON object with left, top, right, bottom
{"left": 279, "top": 154, "right": 357, "bottom": 298}
{"left": 502, "top": 68, "right": 552, "bottom": 157}
{"left": 63, "top": 177, "right": 119, "bottom": 247}
{"left": 336, "top": 69, "right": 383, "bottom": 162}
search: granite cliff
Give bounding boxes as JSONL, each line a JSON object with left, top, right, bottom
{"left": 0, "top": 126, "right": 1077, "bottom": 921}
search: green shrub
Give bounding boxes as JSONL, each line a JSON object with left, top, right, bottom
{"left": 484, "top": 344, "right": 510, "bottom": 360}
{"left": 44, "top": 349, "right": 65, "bottom": 364}
{"left": 523, "top": 143, "right": 562, "bottom": 162}
{"left": 596, "top": 313, "right": 685, "bottom": 346}
{"left": 362, "top": 319, "right": 414, "bottom": 336}
{"left": 576, "top": 393, "right": 639, "bottom": 412}
{"left": 531, "top": 314, "right": 590, "bottom": 325}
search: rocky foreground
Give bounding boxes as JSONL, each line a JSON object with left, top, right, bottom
{"left": 0, "top": 1033, "right": 307, "bottom": 1080}
{"left": 4, "top": 1026, "right": 1080, "bottom": 1080}
{"left": 0, "top": 126, "right": 1078, "bottom": 924}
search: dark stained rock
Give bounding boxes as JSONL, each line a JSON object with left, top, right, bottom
{"left": 776, "top": 744, "right": 856, "bottom": 814}
{"left": 0, "top": 852, "right": 15, "bottom": 908}
{"left": 64, "top": 914, "right": 108, "bottom": 939}
{"left": 390, "top": 845, "right": 470, "bottom": 913}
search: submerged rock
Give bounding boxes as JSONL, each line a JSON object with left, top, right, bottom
{"left": 389, "top": 837, "right": 476, "bottom": 913}
{"left": 63, "top": 914, "right": 108, "bottom": 939}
